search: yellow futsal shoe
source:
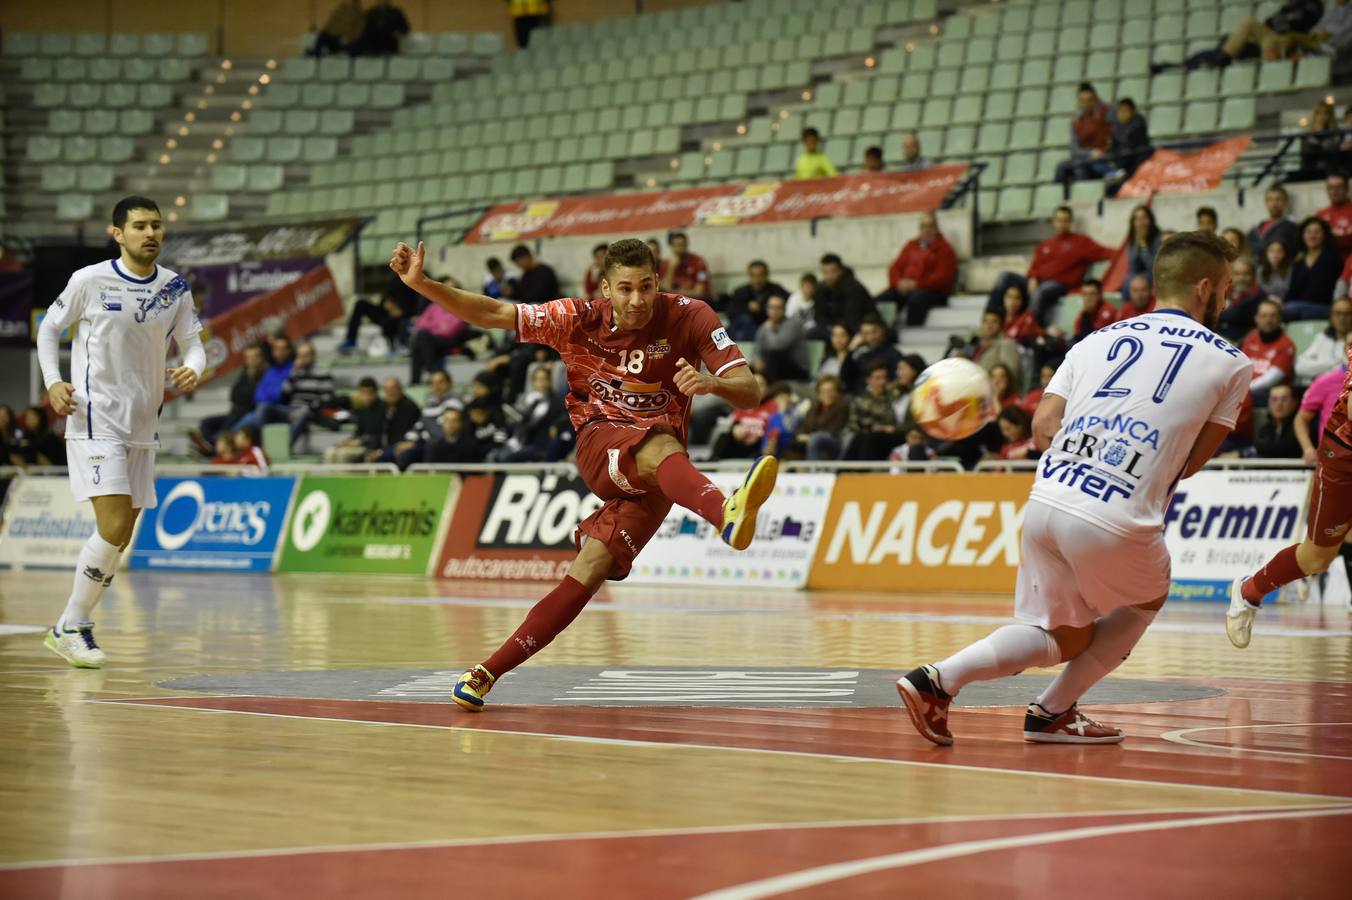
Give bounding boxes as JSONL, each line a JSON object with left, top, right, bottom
{"left": 721, "top": 455, "right": 779, "bottom": 551}
{"left": 44, "top": 622, "right": 106, "bottom": 669}
{"left": 452, "top": 664, "right": 496, "bottom": 712}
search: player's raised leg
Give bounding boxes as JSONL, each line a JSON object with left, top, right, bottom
{"left": 45, "top": 493, "right": 138, "bottom": 669}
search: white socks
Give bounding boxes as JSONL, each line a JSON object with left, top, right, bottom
{"left": 58, "top": 532, "right": 122, "bottom": 630}
{"left": 934, "top": 624, "right": 1061, "bottom": 695}
{"left": 1036, "top": 605, "right": 1158, "bottom": 715}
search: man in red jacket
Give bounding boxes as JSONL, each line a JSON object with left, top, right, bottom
{"left": 1071, "top": 279, "right": 1116, "bottom": 342}
{"left": 1241, "top": 299, "right": 1296, "bottom": 402}
{"left": 876, "top": 212, "right": 958, "bottom": 327}
{"left": 1317, "top": 173, "right": 1352, "bottom": 258}
{"left": 1115, "top": 273, "right": 1156, "bottom": 321}
{"left": 987, "top": 205, "right": 1114, "bottom": 326}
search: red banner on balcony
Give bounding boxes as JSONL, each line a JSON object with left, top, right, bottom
{"left": 1118, "top": 135, "right": 1253, "bottom": 198}
{"left": 462, "top": 165, "right": 969, "bottom": 243}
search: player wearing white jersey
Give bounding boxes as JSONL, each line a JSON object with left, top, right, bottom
{"left": 899, "top": 232, "right": 1249, "bottom": 745}
{"left": 36, "top": 196, "right": 205, "bottom": 668}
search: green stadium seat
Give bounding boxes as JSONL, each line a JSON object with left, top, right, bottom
{"left": 944, "top": 125, "right": 975, "bottom": 156}
{"left": 959, "top": 65, "right": 989, "bottom": 96}
{"left": 1032, "top": 183, "right": 1065, "bottom": 214}
{"left": 248, "top": 165, "right": 285, "bottom": 192}
{"left": 937, "top": 40, "right": 966, "bottom": 70}
{"left": 1185, "top": 100, "right": 1219, "bottom": 132}
{"left": 1222, "top": 62, "right": 1257, "bottom": 95}
{"left": 900, "top": 72, "right": 929, "bottom": 101}
{"left": 1009, "top": 120, "right": 1042, "bottom": 151}
{"left": 83, "top": 109, "right": 118, "bottom": 136}
{"left": 1184, "top": 69, "right": 1220, "bottom": 97}
{"left": 1150, "top": 72, "right": 1184, "bottom": 105}
{"left": 1026, "top": 31, "right": 1056, "bottom": 58}
{"left": 57, "top": 193, "right": 94, "bottom": 222}
{"left": 283, "top": 110, "right": 319, "bottom": 135}
{"left": 1219, "top": 96, "right": 1256, "bottom": 131}
{"left": 1052, "top": 55, "right": 1085, "bottom": 84}
{"left": 250, "top": 109, "right": 283, "bottom": 134}
{"left": 212, "top": 165, "right": 248, "bottom": 192}
{"left": 1002, "top": 151, "right": 1037, "bottom": 185}
{"left": 996, "top": 32, "right": 1028, "bottom": 62}
{"left": 1021, "top": 59, "right": 1052, "bottom": 85}
{"left": 318, "top": 58, "right": 350, "bottom": 80}
{"left": 41, "top": 166, "right": 77, "bottom": 192}
{"left": 138, "top": 85, "right": 173, "bottom": 107}
{"left": 976, "top": 122, "right": 1008, "bottom": 154}
{"left": 995, "top": 187, "right": 1032, "bottom": 222}
{"left": 1151, "top": 104, "right": 1183, "bottom": 139}
{"left": 177, "top": 33, "right": 209, "bottom": 56}
{"left": 1153, "top": 14, "right": 1185, "bottom": 44}
{"left": 1118, "top": 48, "right": 1149, "bottom": 75}
{"left": 20, "top": 59, "right": 55, "bottom": 81}
{"left": 138, "top": 32, "right": 173, "bottom": 56}
{"left": 890, "top": 101, "right": 921, "bottom": 130}
{"left": 40, "top": 33, "right": 73, "bottom": 55}
{"left": 985, "top": 91, "right": 1015, "bottom": 121}
{"left": 733, "top": 146, "right": 765, "bottom": 177}
{"left": 1057, "top": 26, "right": 1088, "bottom": 56}
{"left": 320, "top": 109, "right": 354, "bottom": 135}
{"left": 63, "top": 136, "right": 97, "bottom": 163}
{"left": 1015, "top": 87, "right": 1048, "bottom": 118}
{"left": 921, "top": 97, "right": 951, "bottom": 125}
{"left": 33, "top": 84, "right": 67, "bottom": 108}
{"left": 352, "top": 58, "right": 386, "bottom": 81}
{"left": 282, "top": 58, "right": 317, "bottom": 81}
{"left": 950, "top": 95, "right": 982, "bottom": 124}
{"left": 471, "top": 32, "right": 504, "bottom": 55}
{"left": 159, "top": 58, "right": 191, "bottom": 81}
{"left": 422, "top": 58, "right": 454, "bottom": 81}
{"left": 118, "top": 110, "right": 154, "bottom": 136}
{"left": 6, "top": 31, "right": 38, "bottom": 54}
{"left": 48, "top": 109, "right": 81, "bottom": 135}
{"left": 1296, "top": 55, "right": 1331, "bottom": 89}
{"left": 1036, "top": 150, "right": 1062, "bottom": 182}
{"left": 336, "top": 83, "right": 371, "bottom": 108}
{"left": 868, "top": 77, "right": 900, "bottom": 105}
{"left": 100, "top": 137, "right": 134, "bottom": 162}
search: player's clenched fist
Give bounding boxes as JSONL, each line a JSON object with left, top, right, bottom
{"left": 48, "top": 381, "right": 76, "bottom": 416}
{"left": 674, "top": 358, "right": 714, "bottom": 397}
{"left": 166, "top": 365, "right": 199, "bottom": 393}
{"left": 389, "top": 241, "right": 426, "bottom": 286}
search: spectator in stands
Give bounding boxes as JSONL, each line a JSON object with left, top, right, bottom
{"left": 658, "top": 232, "right": 711, "bottom": 301}
{"left": 1073, "top": 279, "right": 1116, "bottom": 342}
{"left": 483, "top": 258, "right": 506, "bottom": 299}
{"left": 1249, "top": 185, "right": 1301, "bottom": 256}
{"left": 494, "top": 245, "right": 562, "bottom": 399}
{"left": 761, "top": 382, "right": 800, "bottom": 458}
{"left": 338, "top": 281, "right": 414, "bottom": 355}
{"left": 1124, "top": 205, "right": 1162, "bottom": 286}
{"left": 1296, "top": 102, "right": 1342, "bottom": 183}
{"left": 507, "top": 244, "right": 560, "bottom": 304}
{"left": 970, "top": 309, "right": 1022, "bottom": 378}
{"left": 876, "top": 212, "right": 958, "bottom": 327}
{"left": 1252, "top": 384, "right": 1304, "bottom": 459}
{"left": 350, "top": 0, "right": 409, "bottom": 55}
{"left": 727, "top": 259, "right": 788, "bottom": 340}
{"left": 389, "top": 369, "right": 461, "bottom": 469}
{"left": 795, "top": 127, "right": 839, "bottom": 180}
{"left": 1117, "top": 273, "right": 1157, "bottom": 322}
{"left": 796, "top": 374, "right": 850, "bottom": 461}
{"left": 1196, "top": 206, "right": 1220, "bottom": 236}
{"left": 847, "top": 314, "right": 902, "bottom": 393}
{"left": 712, "top": 374, "right": 775, "bottom": 461}
{"left": 280, "top": 340, "right": 342, "bottom": 451}
{"left": 1297, "top": 336, "right": 1352, "bottom": 462}
{"left": 786, "top": 272, "right": 817, "bottom": 322}
{"left": 409, "top": 298, "right": 473, "bottom": 385}
{"left": 1158, "top": 0, "right": 1329, "bottom": 71}
{"left": 890, "top": 428, "right": 937, "bottom": 465}
{"left": 425, "top": 407, "right": 483, "bottom": 464}
{"left": 1055, "top": 83, "right": 1114, "bottom": 186}
{"left": 989, "top": 363, "right": 1021, "bottom": 412}
{"left": 312, "top": 0, "right": 364, "bottom": 56}
{"left": 1107, "top": 98, "right": 1151, "bottom": 184}
{"left": 646, "top": 237, "right": 663, "bottom": 273}
{"left": 1297, "top": 297, "right": 1352, "bottom": 384}
{"left": 466, "top": 397, "right": 509, "bottom": 457}
{"left": 495, "top": 367, "right": 565, "bottom": 462}
{"left": 1285, "top": 216, "right": 1344, "bottom": 319}
{"left": 889, "top": 354, "right": 925, "bottom": 429}
{"left": 1242, "top": 300, "right": 1297, "bottom": 400}
{"left": 1001, "top": 282, "right": 1045, "bottom": 343}
{"left": 231, "top": 334, "right": 295, "bottom": 432}
{"left": 862, "top": 146, "right": 885, "bottom": 172}
{"left": 994, "top": 407, "right": 1038, "bottom": 461}
{"left": 898, "top": 133, "right": 932, "bottom": 172}
{"left": 212, "top": 425, "right": 268, "bottom": 471}
{"left": 9, "top": 406, "right": 64, "bottom": 466}
{"left": 1222, "top": 228, "right": 1250, "bottom": 258}
{"left": 1260, "top": 237, "right": 1295, "bottom": 300}
{"left": 582, "top": 243, "right": 607, "bottom": 300}
{"left": 815, "top": 254, "right": 878, "bottom": 334}
{"left": 1218, "top": 257, "right": 1264, "bottom": 341}
{"left": 817, "top": 322, "right": 859, "bottom": 387}
{"left": 194, "top": 343, "right": 266, "bottom": 454}
{"left": 843, "top": 364, "right": 899, "bottom": 460}
{"left": 508, "top": 0, "right": 552, "bottom": 49}
{"left": 363, "top": 377, "right": 421, "bottom": 463}
{"left": 1319, "top": 173, "right": 1352, "bottom": 257}
{"left": 755, "top": 294, "right": 809, "bottom": 382}
{"left": 987, "top": 206, "right": 1113, "bottom": 325}
{"left": 1021, "top": 361, "right": 1059, "bottom": 415}
{"left": 0, "top": 405, "right": 13, "bottom": 463}
{"left": 324, "top": 377, "right": 382, "bottom": 464}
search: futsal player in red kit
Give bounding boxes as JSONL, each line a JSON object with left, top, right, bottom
{"left": 390, "top": 238, "right": 778, "bottom": 710}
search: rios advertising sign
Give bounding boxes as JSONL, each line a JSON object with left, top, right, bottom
{"left": 129, "top": 476, "right": 298, "bottom": 572}
{"left": 437, "top": 473, "right": 603, "bottom": 581}
{"left": 279, "top": 475, "right": 458, "bottom": 575}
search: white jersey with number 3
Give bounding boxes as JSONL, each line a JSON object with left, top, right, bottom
{"left": 39, "top": 259, "right": 200, "bottom": 449}
{"left": 1032, "top": 308, "right": 1252, "bottom": 537}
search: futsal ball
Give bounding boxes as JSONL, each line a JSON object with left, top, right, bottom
{"left": 909, "top": 358, "right": 996, "bottom": 442}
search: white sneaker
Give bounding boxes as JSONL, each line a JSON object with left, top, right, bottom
{"left": 44, "top": 622, "right": 106, "bottom": 668}
{"left": 1226, "top": 577, "right": 1259, "bottom": 649}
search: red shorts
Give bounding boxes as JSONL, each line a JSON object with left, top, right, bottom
{"left": 572, "top": 420, "right": 674, "bottom": 579}
{"left": 1308, "top": 435, "right": 1352, "bottom": 546}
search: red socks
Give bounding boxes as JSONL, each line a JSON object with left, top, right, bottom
{"left": 1243, "top": 544, "right": 1306, "bottom": 604}
{"left": 483, "top": 576, "right": 595, "bottom": 677}
{"left": 655, "top": 453, "right": 726, "bottom": 529}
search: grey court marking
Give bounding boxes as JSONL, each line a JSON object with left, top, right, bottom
{"left": 157, "top": 667, "right": 1224, "bottom": 709}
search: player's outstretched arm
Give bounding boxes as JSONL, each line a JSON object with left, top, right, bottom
{"left": 1031, "top": 393, "right": 1066, "bottom": 451}
{"left": 674, "top": 359, "right": 761, "bottom": 409}
{"left": 389, "top": 241, "right": 516, "bottom": 331}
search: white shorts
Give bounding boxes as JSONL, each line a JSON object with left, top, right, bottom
{"left": 66, "top": 440, "right": 158, "bottom": 510}
{"left": 1014, "top": 500, "right": 1170, "bottom": 629}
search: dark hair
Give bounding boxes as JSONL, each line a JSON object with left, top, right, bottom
{"left": 112, "top": 195, "right": 160, "bottom": 228}
{"left": 1266, "top": 184, "right": 1289, "bottom": 199}
{"left": 748, "top": 259, "right": 768, "bottom": 272}
{"left": 867, "top": 362, "right": 891, "bottom": 377}
{"left": 1077, "top": 81, "right": 1097, "bottom": 95}
{"left": 486, "top": 257, "right": 502, "bottom": 270}
{"left": 1126, "top": 204, "right": 1161, "bottom": 248}
{"left": 1001, "top": 280, "right": 1030, "bottom": 313}
{"left": 428, "top": 368, "right": 451, "bottom": 384}
{"left": 467, "top": 398, "right": 494, "bottom": 415}
{"left": 860, "top": 313, "right": 885, "bottom": 329}
{"left": 802, "top": 127, "right": 821, "bottom": 141}
{"left": 1300, "top": 215, "right": 1333, "bottom": 250}
{"left": 900, "top": 353, "right": 927, "bottom": 374}
{"left": 1082, "top": 278, "right": 1103, "bottom": 292}
{"left": 603, "top": 237, "right": 657, "bottom": 274}
{"left": 1053, "top": 205, "right": 1073, "bottom": 218}
{"left": 767, "top": 380, "right": 793, "bottom": 397}
{"left": 982, "top": 308, "right": 1004, "bottom": 321}
{"left": 998, "top": 405, "right": 1032, "bottom": 433}
{"left": 864, "top": 145, "right": 883, "bottom": 159}
{"left": 592, "top": 243, "right": 608, "bottom": 254}
{"left": 238, "top": 424, "right": 261, "bottom": 446}
{"left": 1153, "top": 231, "right": 1239, "bottom": 300}
{"left": 510, "top": 244, "right": 532, "bottom": 261}
{"left": 820, "top": 253, "right": 843, "bottom": 267}
{"left": 1257, "top": 298, "right": 1283, "bottom": 317}
{"left": 1330, "top": 172, "right": 1349, "bottom": 185}
{"left": 357, "top": 376, "right": 379, "bottom": 391}
{"left": 989, "top": 362, "right": 1020, "bottom": 396}
{"left": 668, "top": 230, "right": 688, "bottom": 243}
{"left": 1116, "top": 97, "right": 1136, "bottom": 112}
{"left": 1196, "top": 206, "right": 1219, "bottom": 222}
{"left": 1259, "top": 238, "right": 1294, "bottom": 279}
{"left": 800, "top": 272, "right": 818, "bottom": 285}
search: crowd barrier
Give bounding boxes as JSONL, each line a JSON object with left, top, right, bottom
{"left": 0, "top": 461, "right": 1315, "bottom": 601}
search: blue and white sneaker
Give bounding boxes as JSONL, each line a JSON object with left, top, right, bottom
{"left": 44, "top": 622, "right": 106, "bottom": 669}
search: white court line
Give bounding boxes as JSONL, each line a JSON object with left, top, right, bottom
{"left": 2, "top": 804, "right": 1346, "bottom": 872}
{"left": 1159, "top": 722, "right": 1352, "bottom": 761}
{"left": 0, "top": 624, "right": 48, "bottom": 637}
{"left": 689, "top": 806, "right": 1352, "bottom": 900}
{"left": 83, "top": 698, "right": 1350, "bottom": 805}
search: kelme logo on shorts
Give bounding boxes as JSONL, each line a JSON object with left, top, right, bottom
{"left": 291, "top": 489, "right": 332, "bottom": 552}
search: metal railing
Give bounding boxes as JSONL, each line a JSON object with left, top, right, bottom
{"left": 415, "top": 204, "right": 493, "bottom": 248}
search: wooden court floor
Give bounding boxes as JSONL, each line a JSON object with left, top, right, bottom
{"left": 1, "top": 569, "right": 1350, "bottom": 899}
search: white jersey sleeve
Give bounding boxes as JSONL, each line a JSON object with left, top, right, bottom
{"left": 37, "top": 269, "right": 91, "bottom": 389}
{"left": 1030, "top": 309, "right": 1253, "bottom": 536}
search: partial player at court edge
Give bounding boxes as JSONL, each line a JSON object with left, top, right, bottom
{"left": 36, "top": 196, "right": 205, "bottom": 669}
{"left": 899, "top": 232, "right": 1251, "bottom": 745}
{"left": 1229, "top": 326, "right": 1352, "bottom": 648}
{"left": 389, "top": 238, "right": 778, "bottom": 711}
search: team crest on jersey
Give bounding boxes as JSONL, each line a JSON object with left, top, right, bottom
{"left": 134, "top": 275, "right": 188, "bottom": 323}
{"left": 646, "top": 338, "right": 671, "bottom": 359}
{"left": 1100, "top": 438, "right": 1130, "bottom": 467}
{"left": 589, "top": 376, "right": 671, "bottom": 414}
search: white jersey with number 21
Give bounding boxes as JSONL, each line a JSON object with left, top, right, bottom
{"left": 1032, "top": 308, "right": 1252, "bottom": 537}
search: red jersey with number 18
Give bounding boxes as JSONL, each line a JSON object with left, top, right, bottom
{"left": 515, "top": 293, "right": 747, "bottom": 443}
